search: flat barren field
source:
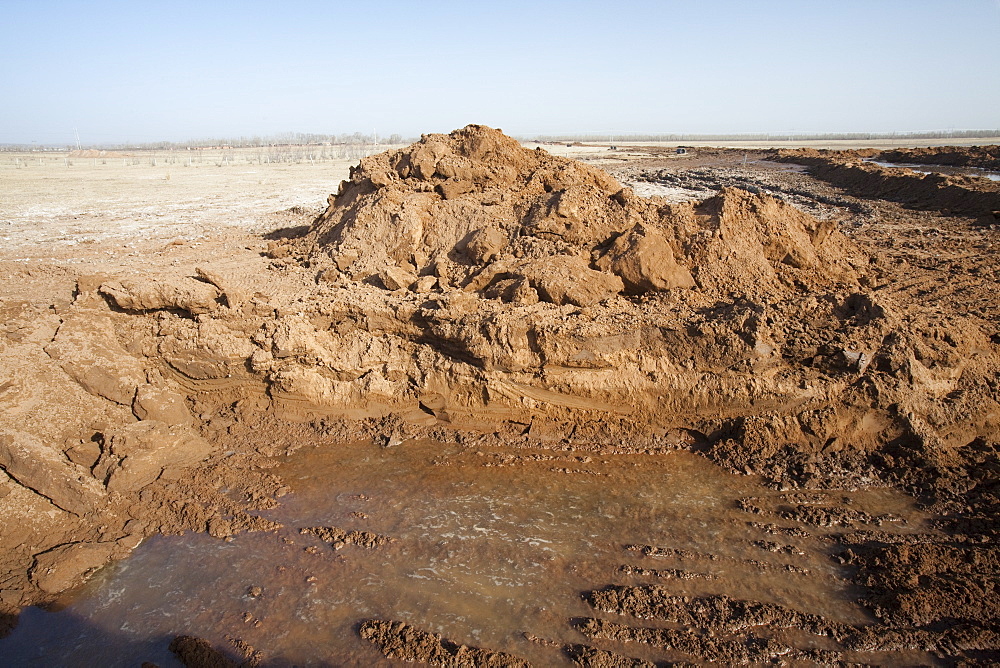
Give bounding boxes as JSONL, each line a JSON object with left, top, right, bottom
{"left": 1, "top": 128, "right": 999, "bottom": 665}
{"left": 0, "top": 148, "right": 391, "bottom": 262}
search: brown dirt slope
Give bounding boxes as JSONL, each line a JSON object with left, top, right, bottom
{"left": 775, "top": 148, "right": 1000, "bottom": 218}
{"left": 878, "top": 145, "right": 1000, "bottom": 171}
{"left": 304, "top": 124, "right": 854, "bottom": 303}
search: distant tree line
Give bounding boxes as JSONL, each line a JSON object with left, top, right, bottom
{"left": 4, "top": 128, "right": 999, "bottom": 152}
{"left": 156, "top": 132, "right": 409, "bottom": 150}
{"left": 105, "top": 131, "right": 410, "bottom": 151}
{"left": 0, "top": 131, "right": 412, "bottom": 151}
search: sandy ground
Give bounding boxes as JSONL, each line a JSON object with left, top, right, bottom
{"left": 0, "top": 156, "right": 355, "bottom": 261}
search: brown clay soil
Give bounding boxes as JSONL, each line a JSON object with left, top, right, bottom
{"left": 875, "top": 145, "right": 1000, "bottom": 171}
{"left": 772, "top": 147, "right": 1000, "bottom": 219}
{"left": 1, "top": 126, "right": 999, "bottom": 665}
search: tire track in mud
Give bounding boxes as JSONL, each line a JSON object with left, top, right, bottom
{"left": 354, "top": 454, "right": 951, "bottom": 667}
{"left": 559, "top": 488, "right": 999, "bottom": 666}
{"left": 325, "top": 416, "right": 996, "bottom": 667}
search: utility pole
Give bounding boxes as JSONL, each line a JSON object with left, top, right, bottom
{"left": 74, "top": 127, "right": 82, "bottom": 151}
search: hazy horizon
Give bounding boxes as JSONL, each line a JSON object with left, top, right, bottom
{"left": 3, "top": 0, "right": 998, "bottom": 146}
{"left": 7, "top": 128, "right": 1000, "bottom": 151}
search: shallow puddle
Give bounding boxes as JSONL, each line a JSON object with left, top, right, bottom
{"left": 0, "top": 438, "right": 927, "bottom": 666}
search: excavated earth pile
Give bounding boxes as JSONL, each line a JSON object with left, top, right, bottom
{"left": 1, "top": 126, "right": 999, "bottom": 664}
{"left": 304, "top": 126, "right": 852, "bottom": 300}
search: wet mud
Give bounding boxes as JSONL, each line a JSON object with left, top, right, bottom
{"left": 0, "top": 433, "right": 950, "bottom": 665}
{"left": 359, "top": 619, "right": 530, "bottom": 667}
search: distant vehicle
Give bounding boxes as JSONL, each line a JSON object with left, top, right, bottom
{"left": 676, "top": 148, "right": 687, "bottom": 155}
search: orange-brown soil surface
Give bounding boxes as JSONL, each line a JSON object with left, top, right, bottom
{"left": 1, "top": 126, "right": 998, "bottom": 665}
{"left": 773, "top": 147, "right": 1000, "bottom": 219}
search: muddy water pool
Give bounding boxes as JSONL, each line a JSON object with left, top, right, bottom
{"left": 0, "top": 438, "right": 927, "bottom": 666}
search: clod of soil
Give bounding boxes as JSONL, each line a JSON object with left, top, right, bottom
{"left": 359, "top": 619, "right": 530, "bottom": 666}
{"left": 299, "top": 525, "right": 392, "bottom": 550}
{"left": 168, "top": 635, "right": 239, "bottom": 668}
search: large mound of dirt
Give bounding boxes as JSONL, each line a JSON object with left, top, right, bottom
{"left": 305, "top": 125, "right": 855, "bottom": 303}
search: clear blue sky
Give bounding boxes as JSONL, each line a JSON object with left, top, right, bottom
{"left": 2, "top": 0, "right": 998, "bottom": 144}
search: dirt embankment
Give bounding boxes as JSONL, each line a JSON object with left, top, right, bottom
{"left": 774, "top": 147, "right": 1000, "bottom": 219}
{"left": 878, "top": 145, "right": 1000, "bottom": 171}
{"left": 1, "top": 125, "right": 999, "bottom": 663}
